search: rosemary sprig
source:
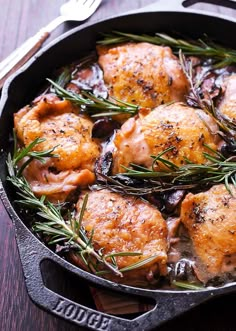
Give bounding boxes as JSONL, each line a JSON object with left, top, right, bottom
{"left": 98, "top": 31, "right": 236, "bottom": 68}
{"left": 7, "top": 173, "right": 123, "bottom": 276}
{"left": 48, "top": 78, "right": 139, "bottom": 117}
{"left": 172, "top": 280, "right": 203, "bottom": 290}
{"left": 96, "top": 254, "right": 159, "bottom": 276}
{"left": 179, "top": 50, "right": 236, "bottom": 136}
{"left": 97, "top": 173, "right": 196, "bottom": 196}
{"left": 54, "top": 66, "right": 71, "bottom": 89}
{"left": 102, "top": 147, "right": 236, "bottom": 196}
{"left": 7, "top": 136, "right": 161, "bottom": 277}
{"left": 7, "top": 131, "right": 58, "bottom": 177}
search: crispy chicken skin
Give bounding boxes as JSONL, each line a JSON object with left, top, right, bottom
{"left": 75, "top": 189, "right": 168, "bottom": 285}
{"left": 218, "top": 74, "right": 236, "bottom": 122}
{"left": 97, "top": 42, "right": 189, "bottom": 108}
{"left": 180, "top": 184, "right": 236, "bottom": 282}
{"left": 112, "top": 102, "right": 219, "bottom": 173}
{"left": 14, "top": 94, "right": 101, "bottom": 202}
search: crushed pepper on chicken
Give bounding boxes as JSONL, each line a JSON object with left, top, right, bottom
{"left": 74, "top": 189, "right": 168, "bottom": 286}
{"left": 112, "top": 102, "right": 220, "bottom": 173}
{"left": 97, "top": 42, "right": 189, "bottom": 109}
{"left": 14, "top": 94, "right": 101, "bottom": 202}
{"left": 180, "top": 184, "right": 236, "bottom": 282}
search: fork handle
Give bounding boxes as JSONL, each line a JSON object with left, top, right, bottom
{"left": 0, "top": 16, "right": 65, "bottom": 89}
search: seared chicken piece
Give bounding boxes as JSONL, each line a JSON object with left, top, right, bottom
{"left": 218, "top": 74, "right": 236, "bottom": 122}
{"left": 180, "top": 184, "right": 236, "bottom": 282}
{"left": 97, "top": 42, "right": 189, "bottom": 109}
{"left": 14, "top": 94, "right": 100, "bottom": 202}
{"left": 75, "top": 189, "right": 168, "bottom": 286}
{"left": 112, "top": 102, "right": 219, "bottom": 173}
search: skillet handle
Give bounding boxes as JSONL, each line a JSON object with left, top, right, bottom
{"left": 183, "top": 0, "right": 236, "bottom": 10}
{"left": 142, "top": 0, "right": 236, "bottom": 12}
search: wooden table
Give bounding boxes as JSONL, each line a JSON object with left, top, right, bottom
{"left": 1, "top": 1, "right": 236, "bottom": 330}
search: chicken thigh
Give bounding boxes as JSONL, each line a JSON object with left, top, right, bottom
{"left": 14, "top": 94, "right": 101, "bottom": 202}
{"left": 74, "top": 189, "right": 168, "bottom": 286}
{"left": 112, "top": 102, "right": 219, "bottom": 173}
{"left": 97, "top": 42, "right": 189, "bottom": 109}
{"left": 180, "top": 184, "right": 236, "bottom": 282}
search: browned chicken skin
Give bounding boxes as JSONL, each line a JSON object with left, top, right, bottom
{"left": 75, "top": 189, "right": 168, "bottom": 286}
{"left": 14, "top": 94, "right": 101, "bottom": 202}
{"left": 97, "top": 42, "right": 189, "bottom": 108}
{"left": 180, "top": 184, "right": 236, "bottom": 282}
{"left": 112, "top": 102, "right": 220, "bottom": 173}
{"left": 218, "top": 74, "right": 236, "bottom": 122}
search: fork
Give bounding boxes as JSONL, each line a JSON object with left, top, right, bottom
{"left": 0, "top": 0, "right": 102, "bottom": 89}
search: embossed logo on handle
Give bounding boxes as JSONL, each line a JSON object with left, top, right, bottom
{"left": 53, "top": 297, "right": 111, "bottom": 330}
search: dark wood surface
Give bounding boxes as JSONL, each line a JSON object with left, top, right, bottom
{"left": 1, "top": 1, "right": 236, "bottom": 330}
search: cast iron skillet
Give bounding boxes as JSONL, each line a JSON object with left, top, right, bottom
{"left": 1, "top": 0, "right": 236, "bottom": 330}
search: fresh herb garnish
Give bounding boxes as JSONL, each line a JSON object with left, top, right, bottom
{"left": 172, "top": 280, "right": 203, "bottom": 290}
{"left": 98, "top": 31, "right": 236, "bottom": 68}
{"left": 7, "top": 131, "right": 58, "bottom": 178}
{"left": 7, "top": 136, "right": 160, "bottom": 277}
{"left": 97, "top": 172, "right": 196, "bottom": 196}
{"left": 97, "top": 254, "right": 159, "bottom": 276}
{"left": 99, "top": 146, "right": 236, "bottom": 196}
{"left": 48, "top": 78, "right": 140, "bottom": 117}
{"left": 179, "top": 50, "right": 236, "bottom": 136}
{"left": 54, "top": 66, "right": 71, "bottom": 89}
{"left": 8, "top": 173, "right": 124, "bottom": 277}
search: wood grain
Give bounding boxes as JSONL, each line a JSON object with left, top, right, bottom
{"left": 0, "top": 1, "right": 236, "bottom": 330}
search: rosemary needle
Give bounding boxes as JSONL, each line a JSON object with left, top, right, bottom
{"left": 48, "top": 78, "right": 139, "bottom": 117}
{"left": 172, "top": 281, "right": 203, "bottom": 290}
{"left": 101, "top": 147, "right": 236, "bottom": 196}
{"left": 98, "top": 31, "right": 236, "bottom": 68}
{"left": 8, "top": 131, "right": 58, "bottom": 178}
{"left": 178, "top": 50, "right": 236, "bottom": 137}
